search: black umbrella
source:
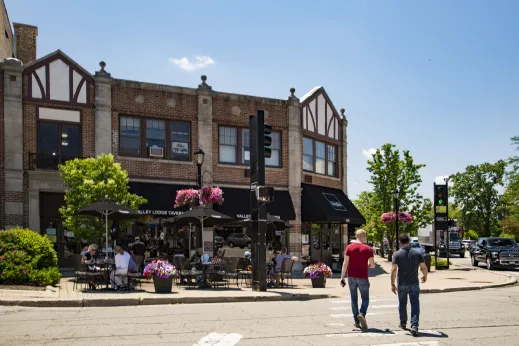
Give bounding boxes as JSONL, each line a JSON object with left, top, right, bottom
{"left": 78, "top": 196, "right": 139, "bottom": 259}
{"left": 167, "top": 206, "right": 233, "bottom": 229}
{"left": 234, "top": 213, "right": 293, "bottom": 231}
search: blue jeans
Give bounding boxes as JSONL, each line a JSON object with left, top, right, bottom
{"left": 348, "top": 277, "right": 370, "bottom": 322}
{"left": 398, "top": 283, "right": 420, "bottom": 328}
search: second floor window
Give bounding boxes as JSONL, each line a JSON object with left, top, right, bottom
{"left": 119, "top": 116, "right": 191, "bottom": 161}
{"left": 303, "top": 136, "right": 338, "bottom": 177}
{"left": 219, "top": 126, "right": 281, "bottom": 167}
{"left": 38, "top": 121, "right": 82, "bottom": 169}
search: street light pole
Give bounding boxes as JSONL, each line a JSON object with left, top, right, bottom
{"left": 194, "top": 148, "right": 205, "bottom": 189}
{"left": 392, "top": 189, "right": 400, "bottom": 251}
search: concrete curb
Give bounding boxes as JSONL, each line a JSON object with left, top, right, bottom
{"left": 421, "top": 273, "right": 517, "bottom": 294}
{"left": 0, "top": 293, "right": 341, "bottom": 308}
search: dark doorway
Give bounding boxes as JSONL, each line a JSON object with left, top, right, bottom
{"left": 40, "top": 192, "right": 75, "bottom": 267}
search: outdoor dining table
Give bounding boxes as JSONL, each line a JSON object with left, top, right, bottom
{"left": 198, "top": 262, "right": 212, "bottom": 289}
{"left": 91, "top": 258, "right": 115, "bottom": 290}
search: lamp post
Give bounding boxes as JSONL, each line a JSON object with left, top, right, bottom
{"left": 392, "top": 189, "right": 400, "bottom": 250}
{"left": 193, "top": 148, "right": 205, "bottom": 189}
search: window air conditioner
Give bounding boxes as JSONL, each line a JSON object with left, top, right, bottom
{"left": 149, "top": 146, "right": 164, "bottom": 158}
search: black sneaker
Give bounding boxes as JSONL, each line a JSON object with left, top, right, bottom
{"left": 399, "top": 323, "right": 407, "bottom": 330}
{"left": 354, "top": 321, "right": 361, "bottom": 328}
{"left": 357, "top": 314, "right": 368, "bottom": 329}
{"left": 410, "top": 327, "right": 419, "bottom": 337}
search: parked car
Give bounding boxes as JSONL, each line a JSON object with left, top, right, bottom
{"left": 225, "top": 233, "right": 251, "bottom": 249}
{"left": 462, "top": 240, "right": 475, "bottom": 250}
{"left": 409, "top": 242, "right": 426, "bottom": 255}
{"left": 471, "top": 237, "right": 519, "bottom": 270}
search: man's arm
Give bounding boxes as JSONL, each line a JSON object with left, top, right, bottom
{"left": 368, "top": 257, "right": 375, "bottom": 268}
{"left": 391, "top": 264, "right": 398, "bottom": 294}
{"left": 419, "top": 263, "right": 428, "bottom": 283}
{"left": 341, "top": 255, "right": 349, "bottom": 280}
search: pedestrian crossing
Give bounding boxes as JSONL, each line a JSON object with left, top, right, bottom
{"left": 325, "top": 298, "right": 443, "bottom": 346}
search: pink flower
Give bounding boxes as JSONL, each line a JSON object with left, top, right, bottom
{"left": 13, "top": 250, "right": 16, "bottom": 254}
{"left": 0, "top": 256, "right": 4, "bottom": 261}
{"left": 25, "top": 252, "right": 28, "bottom": 255}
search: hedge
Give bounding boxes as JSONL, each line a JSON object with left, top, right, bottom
{"left": 0, "top": 228, "right": 61, "bottom": 286}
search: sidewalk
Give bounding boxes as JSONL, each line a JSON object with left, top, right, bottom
{"left": 0, "top": 257, "right": 515, "bottom": 308}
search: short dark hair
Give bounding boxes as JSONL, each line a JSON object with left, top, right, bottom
{"left": 399, "top": 234, "right": 410, "bottom": 245}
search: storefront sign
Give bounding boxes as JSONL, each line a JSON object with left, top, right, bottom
{"left": 322, "top": 193, "right": 347, "bottom": 211}
{"left": 236, "top": 214, "right": 280, "bottom": 219}
{"left": 138, "top": 209, "right": 184, "bottom": 216}
{"left": 172, "top": 142, "right": 189, "bottom": 155}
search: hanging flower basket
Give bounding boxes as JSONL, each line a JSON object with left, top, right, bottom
{"left": 398, "top": 212, "right": 413, "bottom": 223}
{"left": 174, "top": 186, "right": 224, "bottom": 208}
{"left": 380, "top": 212, "right": 396, "bottom": 224}
{"left": 380, "top": 211, "right": 413, "bottom": 224}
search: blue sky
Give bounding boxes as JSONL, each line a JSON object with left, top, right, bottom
{"left": 7, "top": 0, "right": 519, "bottom": 200}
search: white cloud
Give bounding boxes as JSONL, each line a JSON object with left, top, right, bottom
{"left": 362, "top": 148, "right": 377, "bottom": 159}
{"left": 168, "top": 56, "right": 215, "bottom": 71}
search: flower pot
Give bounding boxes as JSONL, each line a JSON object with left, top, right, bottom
{"left": 153, "top": 276, "right": 173, "bottom": 293}
{"left": 311, "top": 273, "right": 326, "bottom": 288}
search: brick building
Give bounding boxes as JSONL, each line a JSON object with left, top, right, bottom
{"left": 0, "top": 18, "right": 364, "bottom": 269}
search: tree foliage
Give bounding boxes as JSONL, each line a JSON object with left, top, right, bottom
{"left": 450, "top": 161, "right": 507, "bottom": 237}
{"left": 366, "top": 144, "right": 431, "bottom": 248}
{"left": 59, "top": 154, "right": 147, "bottom": 243}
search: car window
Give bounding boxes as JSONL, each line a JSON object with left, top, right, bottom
{"left": 488, "top": 239, "right": 515, "bottom": 247}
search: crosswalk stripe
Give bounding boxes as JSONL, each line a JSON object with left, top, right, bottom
{"left": 330, "top": 311, "right": 397, "bottom": 318}
{"left": 194, "top": 332, "right": 243, "bottom": 346}
{"left": 326, "top": 330, "right": 442, "bottom": 338}
{"left": 329, "top": 304, "right": 398, "bottom": 310}
{"left": 370, "top": 342, "right": 439, "bottom": 346}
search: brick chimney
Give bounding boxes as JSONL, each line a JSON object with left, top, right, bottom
{"left": 13, "top": 23, "right": 38, "bottom": 65}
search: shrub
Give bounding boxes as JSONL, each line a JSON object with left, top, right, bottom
{"left": 0, "top": 228, "right": 61, "bottom": 286}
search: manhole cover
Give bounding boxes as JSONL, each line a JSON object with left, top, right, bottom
{"left": 469, "top": 281, "right": 492, "bottom": 283}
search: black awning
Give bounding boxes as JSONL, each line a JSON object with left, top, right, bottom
{"left": 129, "top": 182, "right": 194, "bottom": 217}
{"left": 214, "top": 187, "right": 296, "bottom": 221}
{"left": 301, "top": 183, "right": 365, "bottom": 225}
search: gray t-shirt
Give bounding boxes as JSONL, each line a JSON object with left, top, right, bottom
{"left": 392, "top": 247, "right": 424, "bottom": 286}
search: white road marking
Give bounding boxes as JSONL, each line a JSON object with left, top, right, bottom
{"left": 330, "top": 299, "right": 396, "bottom": 304}
{"left": 194, "top": 332, "right": 243, "bottom": 346}
{"left": 330, "top": 311, "right": 397, "bottom": 318}
{"left": 327, "top": 323, "right": 345, "bottom": 326}
{"left": 370, "top": 342, "right": 439, "bottom": 346}
{"left": 326, "top": 330, "right": 442, "bottom": 338}
{"left": 329, "top": 304, "right": 398, "bottom": 310}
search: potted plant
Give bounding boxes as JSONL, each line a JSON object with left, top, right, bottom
{"left": 304, "top": 262, "right": 333, "bottom": 288}
{"left": 143, "top": 259, "right": 178, "bottom": 293}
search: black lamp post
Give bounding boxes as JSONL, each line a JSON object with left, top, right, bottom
{"left": 392, "top": 189, "right": 400, "bottom": 250}
{"left": 193, "top": 148, "right": 205, "bottom": 189}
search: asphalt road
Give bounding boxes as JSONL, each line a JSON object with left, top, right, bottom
{"left": 1, "top": 284, "right": 519, "bottom": 346}
{"left": 446, "top": 250, "right": 519, "bottom": 277}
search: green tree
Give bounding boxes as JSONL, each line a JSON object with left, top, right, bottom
{"left": 450, "top": 161, "right": 507, "bottom": 237}
{"left": 353, "top": 191, "right": 384, "bottom": 243}
{"left": 366, "top": 144, "right": 428, "bottom": 250}
{"left": 59, "top": 154, "right": 147, "bottom": 243}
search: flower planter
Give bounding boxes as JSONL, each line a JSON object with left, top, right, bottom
{"left": 153, "top": 276, "right": 173, "bottom": 293}
{"left": 311, "top": 274, "right": 326, "bottom": 288}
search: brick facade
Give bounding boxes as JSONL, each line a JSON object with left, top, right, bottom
{"left": 13, "top": 23, "right": 37, "bottom": 65}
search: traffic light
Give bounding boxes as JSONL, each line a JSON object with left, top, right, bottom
{"left": 264, "top": 123, "right": 272, "bottom": 158}
{"left": 434, "top": 184, "right": 448, "bottom": 206}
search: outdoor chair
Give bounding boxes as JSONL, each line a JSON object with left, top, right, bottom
{"left": 127, "top": 255, "right": 144, "bottom": 291}
{"left": 279, "top": 259, "right": 295, "bottom": 288}
{"left": 72, "top": 254, "right": 87, "bottom": 291}
{"left": 222, "top": 257, "right": 241, "bottom": 288}
{"left": 209, "top": 262, "right": 228, "bottom": 289}
{"left": 175, "top": 256, "right": 198, "bottom": 289}
{"left": 237, "top": 258, "right": 252, "bottom": 287}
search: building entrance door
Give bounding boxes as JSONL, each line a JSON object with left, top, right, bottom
{"left": 40, "top": 192, "right": 75, "bottom": 268}
{"left": 310, "top": 226, "right": 333, "bottom": 268}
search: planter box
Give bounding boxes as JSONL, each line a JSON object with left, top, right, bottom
{"left": 311, "top": 274, "right": 326, "bottom": 288}
{"left": 153, "top": 276, "right": 173, "bottom": 293}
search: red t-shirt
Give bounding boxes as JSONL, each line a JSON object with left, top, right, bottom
{"left": 345, "top": 242, "right": 374, "bottom": 279}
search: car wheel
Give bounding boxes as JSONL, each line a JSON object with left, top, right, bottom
{"left": 486, "top": 257, "right": 494, "bottom": 270}
{"left": 471, "top": 255, "right": 479, "bottom": 266}
{"left": 228, "top": 242, "right": 234, "bottom": 248}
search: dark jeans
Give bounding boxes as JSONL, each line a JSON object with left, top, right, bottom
{"left": 398, "top": 283, "right": 420, "bottom": 328}
{"left": 348, "top": 277, "right": 370, "bottom": 322}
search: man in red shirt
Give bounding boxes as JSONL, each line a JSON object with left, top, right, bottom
{"left": 340, "top": 229, "right": 375, "bottom": 329}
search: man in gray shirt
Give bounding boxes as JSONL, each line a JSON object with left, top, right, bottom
{"left": 391, "top": 234, "right": 428, "bottom": 337}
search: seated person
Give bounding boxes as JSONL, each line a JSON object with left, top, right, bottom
{"left": 110, "top": 246, "right": 131, "bottom": 290}
{"left": 190, "top": 248, "right": 202, "bottom": 263}
{"left": 271, "top": 248, "right": 298, "bottom": 285}
{"left": 81, "top": 244, "right": 99, "bottom": 289}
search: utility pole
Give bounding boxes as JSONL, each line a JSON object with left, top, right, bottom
{"left": 249, "top": 110, "right": 273, "bottom": 292}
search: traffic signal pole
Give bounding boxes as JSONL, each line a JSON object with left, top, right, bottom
{"left": 250, "top": 110, "right": 270, "bottom": 292}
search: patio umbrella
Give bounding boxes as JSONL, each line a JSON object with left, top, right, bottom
{"left": 233, "top": 213, "right": 293, "bottom": 231}
{"left": 77, "top": 196, "right": 140, "bottom": 259}
{"left": 166, "top": 206, "right": 233, "bottom": 231}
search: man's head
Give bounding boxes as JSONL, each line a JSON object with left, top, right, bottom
{"left": 355, "top": 229, "right": 367, "bottom": 243}
{"left": 399, "top": 234, "right": 411, "bottom": 247}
